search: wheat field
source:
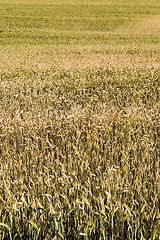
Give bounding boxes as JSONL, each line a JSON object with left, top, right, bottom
{"left": 0, "top": 0, "right": 160, "bottom": 239}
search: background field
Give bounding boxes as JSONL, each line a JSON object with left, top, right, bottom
{"left": 0, "top": 0, "right": 160, "bottom": 239}
{"left": 0, "top": 0, "right": 160, "bottom": 70}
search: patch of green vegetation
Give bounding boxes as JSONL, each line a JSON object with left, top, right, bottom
{"left": 0, "top": 0, "right": 160, "bottom": 45}
{"left": 1, "top": 30, "right": 160, "bottom": 45}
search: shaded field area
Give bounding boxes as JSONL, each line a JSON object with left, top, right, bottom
{"left": 0, "top": 0, "right": 160, "bottom": 239}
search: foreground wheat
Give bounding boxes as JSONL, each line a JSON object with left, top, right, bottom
{"left": 0, "top": 68, "right": 159, "bottom": 239}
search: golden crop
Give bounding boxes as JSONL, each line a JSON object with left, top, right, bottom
{"left": 0, "top": 0, "right": 160, "bottom": 238}
{"left": 0, "top": 68, "right": 159, "bottom": 239}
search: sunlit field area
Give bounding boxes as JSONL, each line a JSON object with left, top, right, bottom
{"left": 0, "top": 0, "right": 160, "bottom": 239}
